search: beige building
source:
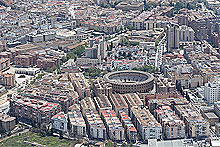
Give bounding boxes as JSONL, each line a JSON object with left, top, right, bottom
{"left": 174, "top": 104, "right": 210, "bottom": 138}
{"left": 109, "top": 94, "right": 128, "bottom": 115}
{"left": 131, "top": 107, "right": 162, "bottom": 142}
{"left": 155, "top": 106, "right": 185, "bottom": 139}
{"left": 155, "top": 76, "right": 176, "bottom": 93}
{"left": 0, "top": 113, "right": 16, "bottom": 133}
{"left": 93, "top": 80, "right": 112, "bottom": 97}
{"left": 122, "top": 93, "right": 143, "bottom": 116}
{"left": 84, "top": 110, "right": 106, "bottom": 140}
{"left": 179, "top": 25, "right": 195, "bottom": 42}
{"left": 203, "top": 112, "right": 219, "bottom": 126}
{"left": 69, "top": 73, "right": 91, "bottom": 98}
{"left": 101, "top": 110, "right": 124, "bottom": 141}
{"left": 80, "top": 97, "right": 96, "bottom": 115}
{"left": 68, "top": 110, "right": 87, "bottom": 138}
{"left": 94, "top": 94, "right": 112, "bottom": 114}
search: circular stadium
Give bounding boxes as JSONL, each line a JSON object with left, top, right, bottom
{"left": 104, "top": 70, "right": 154, "bottom": 94}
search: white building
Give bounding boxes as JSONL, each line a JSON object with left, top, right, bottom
{"left": 68, "top": 110, "right": 87, "bottom": 137}
{"left": 179, "top": 25, "right": 195, "bottom": 42}
{"left": 51, "top": 112, "right": 68, "bottom": 133}
{"left": 131, "top": 107, "right": 162, "bottom": 142}
{"left": 204, "top": 77, "right": 220, "bottom": 105}
{"left": 84, "top": 110, "right": 106, "bottom": 139}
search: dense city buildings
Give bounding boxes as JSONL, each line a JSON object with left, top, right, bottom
{"left": 101, "top": 110, "right": 124, "bottom": 141}
{"left": 10, "top": 98, "right": 61, "bottom": 127}
{"left": 68, "top": 107, "right": 87, "bottom": 138}
{"left": 1, "top": 0, "right": 220, "bottom": 146}
{"left": 84, "top": 110, "right": 106, "bottom": 140}
{"left": 131, "top": 107, "right": 162, "bottom": 141}
{"left": 174, "top": 104, "right": 210, "bottom": 138}
{"left": 69, "top": 73, "right": 91, "bottom": 98}
{"left": 155, "top": 106, "right": 185, "bottom": 139}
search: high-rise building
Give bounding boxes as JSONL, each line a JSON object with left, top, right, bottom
{"left": 178, "top": 15, "right": 188, "bottom": 26}
{"left": 166, "top": 23, "right": 179, "bottom": 52}
{"left": 179, "top": 25, "right": 195, "bottom": 42}
{"left": 85, "top": 36, "right": 107, "bottom": 60}
{"left": 204, "top": 77, "right": 220, "bottom": 105}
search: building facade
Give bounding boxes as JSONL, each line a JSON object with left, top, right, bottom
{"left": 101, "top": 110, "right": 124, "bottom": 141}
{"left": 51, "top": 112, "right": 68, "bottom": 133}
{"left": 155, "top": 106, "right": 185, "bottom": 139}
{"left": 166, "top": 23, "right": 179, "bottom": 52}
{"left": 10, "top": 98, "right": 61, "bottom": 127}
{"left": 84, "top": 110, "right": 106, "bottom": 140}
{"left": 131, "top": 107, "right": 162, "bottom": 142}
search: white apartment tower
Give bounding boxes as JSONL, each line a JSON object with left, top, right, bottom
{"left": 204, "top": 77, "right": 220, "bottom": 105}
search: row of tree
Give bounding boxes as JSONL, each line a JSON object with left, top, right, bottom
{"left": 133, "top": 65, "right": 158, "bottom": 73}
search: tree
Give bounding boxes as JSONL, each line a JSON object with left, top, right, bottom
{"left": 40, "top": 123, "right": 48, "bottom": 137}
{"left": 121, "top": 142, "right": 127, "bottom": 147}
{"left": 106, "top": 140, "right": 114, "bottom": 147}
{"left": 120, "top": 37, "right": 130, "bottom": 47}
{"left": 59, "top": 130, "right": 63, "bottom": 139}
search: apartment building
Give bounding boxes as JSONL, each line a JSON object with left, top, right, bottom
{"left": 68, "top": 110, "right": 87, "bottom": 137}
{"left": 131, "top": 107, "right": 162, "bottom": 142}
{"left": 10, "top": 98, "right": 61, "bottom": 127}
{"left": 101, "top": 110, "right": 124, "bottom": 141}
{"left": 122, "top": 93, "right": 143, "bottom": 117}
{"left": 94, "top": 94, "right": 112, "bottom": 114}
{"left": 145, "top": 92, "right": 188, "bottom": 112}
{"left": 37, "top": 58, "right": 59, "bottom": 70}
{"left": 204, "top": 77, "right": 220, "bottom": 105}
{"left": 15, "top": 52, "right": 38, "bottom": 67}
{"left": 93, "top": 80, "right": 112, "bottom": 97}
{"left": 84, "top": 110, "right": 106, "bottom": 140}
{"left": 174, "top": 104, "right": 210, "bottom": 139}
{"left": 21, "top": 89, "right": 79, "bottom": 113}
{"left": 69, "top": 73, "right": 91, "bottom": 98}
{"left": 68, "top": 104, "right": 81, "bottom": 112}
{"left": 109, "top": 94, "right": 128, "bottom": 115}
{"left": 166, "top": 23, "right": 180, "bottom": 52}
{"left": 0, "top": 58, "right": 10, "bottom": 72}
{"left": 51, "top": 112, "right": 68, "bottom": 133}
{"left": 155, "top": 106, "right": 185, "bottom": 139}
{"left": 0, "top": 113, "right": 16, "bottom": 133}
{"left": 155, "top": 76, "right": 176, "bottom": 93}
{"left": 179, "top": 25, "right": 195, "bottom": 42}
{"left": 118, "top": 110, "right": 137, "bottom": 142}
{"left": 80, "top": 97, "right": 96, "bottom": 115}
{"left": 0, "top": 73, "right": 16, "bottom": 88}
